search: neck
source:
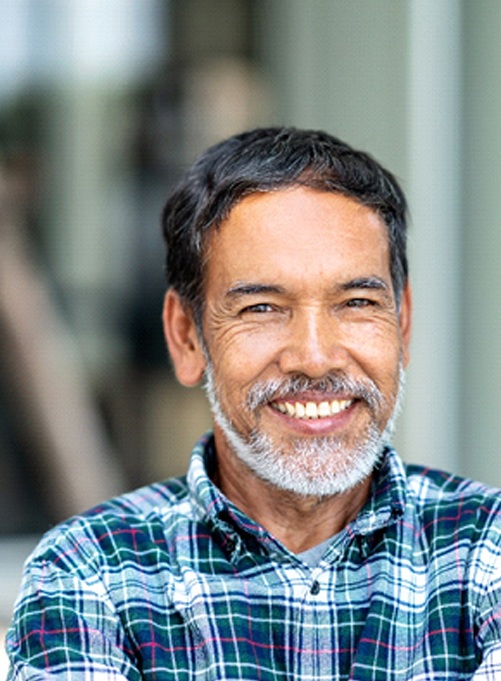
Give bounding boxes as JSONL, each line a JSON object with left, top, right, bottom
{"left": 213, "top": 442, "right": 372, "bottom": 554}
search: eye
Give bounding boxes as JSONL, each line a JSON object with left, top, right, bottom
{"left": 240, "top": 303, "right": 275, "bottom": 314}
{"left": 345, "top": 298, "right": 376, "bottom": 308}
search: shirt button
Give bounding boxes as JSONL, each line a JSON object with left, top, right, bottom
{"left": 310, "top": 580, "right": 321, "bottom": 595}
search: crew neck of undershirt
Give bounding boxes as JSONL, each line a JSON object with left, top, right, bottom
{"left": 298, "top": 535, "right": 336, "bottom": 567}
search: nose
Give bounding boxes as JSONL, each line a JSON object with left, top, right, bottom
{"left": 277, "top": 307, "right": 350, "bottom": 378}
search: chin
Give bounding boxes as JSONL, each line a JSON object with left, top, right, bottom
{"left": 219, "top": 415, "right": 384, "bottom": 498}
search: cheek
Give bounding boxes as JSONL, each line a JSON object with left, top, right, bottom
{"left": 346, "top": 325, "right": 402, "bottom": 380}
{"left": 209, "top": 326, "right": 281, "bottom": 382}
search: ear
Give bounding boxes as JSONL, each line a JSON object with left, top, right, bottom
{"left": 162, "top": 289, "right": 206, "bottom": 386}
{"left": 399, "top": 282, "right": 412, "bottom": 368}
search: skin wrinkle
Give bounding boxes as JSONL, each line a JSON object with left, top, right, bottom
{"left": 165, "top": 188, "right": 412, "bottom": 547}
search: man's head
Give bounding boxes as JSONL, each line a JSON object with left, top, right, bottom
{"left": 161, "top": 126, "right": 408, "bottom": 330}
{"left": 162, "top": 127, "right": 411, "bottom": 500}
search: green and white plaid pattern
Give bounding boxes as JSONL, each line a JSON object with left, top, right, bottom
{"left": 6, "top": 432, "right": 501, "bottom": 679}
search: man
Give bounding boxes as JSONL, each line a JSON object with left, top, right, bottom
{"left": 6, "top": 127, "right": 501, "bottom": 679}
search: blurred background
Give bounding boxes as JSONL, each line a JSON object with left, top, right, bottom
{"left": 1, "top": 0, "right": 501, "bottom": 670}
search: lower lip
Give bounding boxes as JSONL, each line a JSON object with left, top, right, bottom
{"left": 267, "top": 401, "right": 358, "bottom": 435}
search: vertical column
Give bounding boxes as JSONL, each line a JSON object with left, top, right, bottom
{"left": 461, "top": 2, "right": 501, "bottom": 486}
{"left": 44, "top": 0, "right": 163, "bottom": 372}
{"left": 256, "top": 0, "right": 409, "bottom": 173}
{"left": 401, "top": 0, "right": 462, "bottom": 471}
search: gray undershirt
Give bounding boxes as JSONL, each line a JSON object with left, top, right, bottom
{"left": 298, "top": 536, "right": 335, "bottom": 567}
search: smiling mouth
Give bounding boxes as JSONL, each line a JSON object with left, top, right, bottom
{"left": 271, "top": 399, "right": 354, "bottom": 420}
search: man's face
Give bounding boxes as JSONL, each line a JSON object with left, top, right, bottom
{"left": 178, "top": 187, "right": 411, "bottom": 497}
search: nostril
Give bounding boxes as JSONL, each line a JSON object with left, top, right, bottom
{"left": 278, "top": 343, "right": 351, "bottom": 379}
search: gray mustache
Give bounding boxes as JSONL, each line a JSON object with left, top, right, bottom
{"left": 246, "top": 373, "right": 384, "bottom": 413}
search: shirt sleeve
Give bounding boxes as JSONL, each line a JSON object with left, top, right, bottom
{"left": 470, "top": 500, "right": 501, "bottom": 678}
{"left": 5, "top": 554, "right": 140, "bottom": 680}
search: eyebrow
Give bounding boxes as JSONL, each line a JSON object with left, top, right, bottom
{"left": 339, "top": 276, "right": 390, "bottom": 292}
{"left": 225, "top": 283, "right": 286, "bottom": 299}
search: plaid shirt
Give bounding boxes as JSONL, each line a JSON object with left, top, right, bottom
{"left": 6, "top": 432, "right": 501, "bottom": 680}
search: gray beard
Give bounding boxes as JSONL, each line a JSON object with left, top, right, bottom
{"left": 203, "top": 362, "right": 405, "bottom": 498}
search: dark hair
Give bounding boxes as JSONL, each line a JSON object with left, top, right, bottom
{"left": 161, "top": 126, "right": 408, "bottom": 326}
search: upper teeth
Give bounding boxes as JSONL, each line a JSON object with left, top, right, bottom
{"left": 273, "top": 399, "right": 353, "bottom": 419}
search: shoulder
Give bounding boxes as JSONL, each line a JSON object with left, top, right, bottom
{"left": 403, "top": 461, "right": 501, "bottom": 545}
{"left": 26, "top": 475, "right": 193, "bottom": 577}
{"left": 404, "top": 462, "right": 501, "bottom": 510}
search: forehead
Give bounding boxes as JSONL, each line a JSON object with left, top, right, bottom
{"left": 204, "top": 187, "right": 391, "bottom": 286}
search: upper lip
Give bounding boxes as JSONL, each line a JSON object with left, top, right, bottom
{"left": 273, "top": 391, "right": 353, "bottom": 402}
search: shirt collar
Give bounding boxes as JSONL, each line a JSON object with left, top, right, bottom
{"left": 187, "top": 432, "right": 273, "bottom": 543}
{"left": 350, "top": 446, "right": 407, "bottom": 535}
{"left": 187, "top": 431, "right": 407, "bottom": 547}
